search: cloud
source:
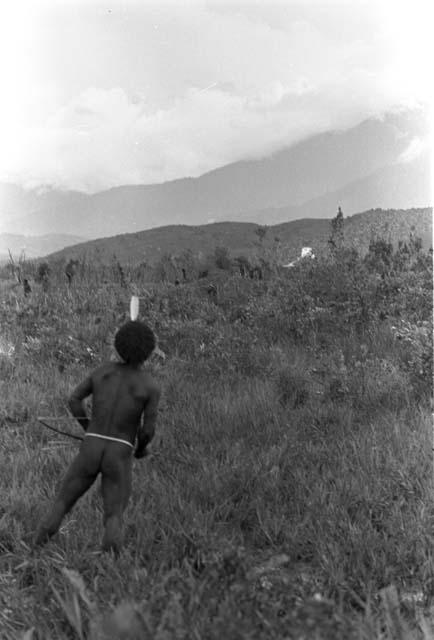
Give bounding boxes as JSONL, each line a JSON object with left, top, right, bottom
{"left": 4, "top": 78, "right": 426, "bottom": 193}
{"left": 0, "top": 2, "right": 430, "bottom": 192}
{"left": 397, "top": 137, "right": 429, "bottom": 164}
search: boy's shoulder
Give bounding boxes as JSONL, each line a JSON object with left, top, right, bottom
{"left": 92, "top": 362, "right": 117, "bottom": 376}
{"left": 140, "top": 369, "right": 160, "bottom": 392}
{"left": 90, "top": 362, "right": 159, "bottom": 392}
{"left": 87, "top": 361, "right": 119, "bottom": 382}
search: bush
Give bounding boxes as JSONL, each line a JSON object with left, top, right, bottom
{"left": 214, "top": 246, "right": 232, "bottom": 270}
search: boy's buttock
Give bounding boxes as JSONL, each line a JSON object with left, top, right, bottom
{"left": 79, "top": 437, "right": 132, "bottom": 476}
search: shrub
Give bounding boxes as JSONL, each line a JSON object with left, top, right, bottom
{"left": 214, "top": 246, "right": 232, "bottom": 270}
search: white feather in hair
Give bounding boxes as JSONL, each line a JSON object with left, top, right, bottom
{"left": 130, "top": 295, "right": 140, "bottom": 321}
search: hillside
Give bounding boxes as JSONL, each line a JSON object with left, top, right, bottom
{"left": 0, "top": 233, "right": 86, "bottom": 262}
{"left": 1, "top": 109, "right": 430, "bottom": 238}
{"left": 45, "top": 207, "right": 432, "bottom": 266}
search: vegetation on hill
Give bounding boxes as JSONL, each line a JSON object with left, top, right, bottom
{"left": 0, "top": 211, "right": 432, "bottom": 638}
{"left": 45, "top": 207, "right": 432, "bottom": 268}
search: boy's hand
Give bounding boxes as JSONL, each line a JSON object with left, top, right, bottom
{"left": 134, "top": 447, "right": 148, "bottom": 459}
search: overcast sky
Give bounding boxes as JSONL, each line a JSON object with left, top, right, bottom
{"left": 0, "top": 0, "right": 431, "bottom": 193}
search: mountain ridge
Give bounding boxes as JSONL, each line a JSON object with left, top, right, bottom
{"left": 0, "top": 109, "right": 429, "bottom": 239}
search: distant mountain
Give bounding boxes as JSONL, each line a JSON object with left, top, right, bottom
{"left": 237, "top": 152, "right": 431, "bottom": 225}
{"left": 0, "top": 233, "right": 85, "bottom": 262}
{"left": 0, "top": 183, "right": 89, "bottom": 227}
{"left": 0, "top": 109, "right": 430, "bottom": 238}
{"left": 46, "top": 208, "right": 432, "bottom": 267}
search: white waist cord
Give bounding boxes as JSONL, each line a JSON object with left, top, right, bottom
{"left": 85, "top": 432, "right": 134, "bottom": 449}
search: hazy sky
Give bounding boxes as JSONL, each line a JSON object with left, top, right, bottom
{"left": 0, "top": 0, "right": 431, "bottom": 193}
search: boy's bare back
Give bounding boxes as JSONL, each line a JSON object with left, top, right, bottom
{"left": 69, "top": 362, "right": 160, "bottom": 454}
{"left": 34, "top": 320, "right": 160, "bottom": 552}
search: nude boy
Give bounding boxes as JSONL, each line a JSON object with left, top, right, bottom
{"left": 34, "top": 320, "right": 161, "bottom": 553}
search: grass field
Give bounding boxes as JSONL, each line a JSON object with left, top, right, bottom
{"left": 0, "top": 238, "right": 432, "bottom": 639}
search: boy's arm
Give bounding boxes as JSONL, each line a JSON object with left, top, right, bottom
{"left": 68, "top": 376, "right": 93, "bottom": 431}
{"left": 135, "top": 383, "right": 161, "bottom": 459}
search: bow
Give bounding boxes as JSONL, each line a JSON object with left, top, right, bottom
{"left": 37, "top": 417, "right": 84, "bottom": 441}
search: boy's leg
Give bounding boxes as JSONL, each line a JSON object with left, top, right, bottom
{"left": 34, "top": 452, "right": 98, "bottom": 546}
{"left": 122, "top": 456, "right": 132, "bottom": 512}
{"left": 100, "top": 446, "right": 132, "bottom": 553}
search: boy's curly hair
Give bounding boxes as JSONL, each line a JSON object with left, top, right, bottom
{"left": 114, "top": 321, "right": 156, "bottom": 365}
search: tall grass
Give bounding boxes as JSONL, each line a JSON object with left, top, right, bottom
{"left": 0, "top": 244, "right": 432, "bottom": 639}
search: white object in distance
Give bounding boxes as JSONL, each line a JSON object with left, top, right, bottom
{"left": 301, "top": 247, "right": 314, "bottom": 259}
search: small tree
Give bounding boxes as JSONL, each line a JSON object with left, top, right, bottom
{"left": 328, "top": 206, "right": 344, "bottom": 253}
{"left": 234, "top": 255, "right": 251, "bottom": 277}
{"left": 179, "top": 249, "right": 195, "bottom": 280}
{"left": 214, "top": 246, "right": 231, "bottom": 270}
{"left": 65, "top": 259, "right": 79, "bottom": 286}
{"left": 36, "top": 261, "right": 51, "bottom": 291}
{"left": 154, "top": 253, "right": 177, "bottom": 283}
{"left": 255, "top": 225, "right": 268, "bottom": 243}
{"left": 36, "top": 262, "right": 50, "bottom": 281}
{"left": 365, "top": 238, "right": 394, "bottom": 277}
